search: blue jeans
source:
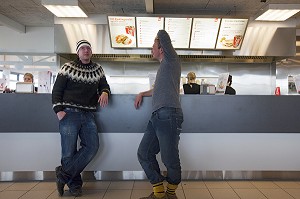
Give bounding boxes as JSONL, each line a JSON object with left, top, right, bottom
{"left": 137, "top": 107, "right": 184, "bottom": 185}
{"left": 58, "top": 108, "right": 99, "bottom": 189}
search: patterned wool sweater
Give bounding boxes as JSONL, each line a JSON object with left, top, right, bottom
{"left": 52, "top": 59, "right": 110, "bottom": 113}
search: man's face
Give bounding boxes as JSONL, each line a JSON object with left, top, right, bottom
{"left": 151, "top": 38, "right": 161, "bottom": 60}
{"left": 77, "top": 45, "right": 92, "bottom": 61}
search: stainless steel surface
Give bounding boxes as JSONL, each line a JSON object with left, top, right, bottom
{"left": 1, "top": 171, "right": 300, "bottom": 181}
{"left": 0, "top": 0, "right": 300, "bottom": 27}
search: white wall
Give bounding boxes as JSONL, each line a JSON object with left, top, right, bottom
{"left": 0, "top": 26, "right": 54, "bottom": 53}
{"left": 1, "top": 133, "right": 300, "bottom": 172}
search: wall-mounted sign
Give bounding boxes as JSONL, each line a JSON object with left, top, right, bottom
{"left": 108, "top": 16, "right": 137, "bottom": 48}
{"left": 107, "top": 16, "right": 248, "bottom": 50}
{"left": 165, "top": 17, "right": 192, "bottom": 49}
{"left": 190, "top": 18, "right": 221, "bottom": 49}
{"left": 136, "top": 17, "right": 164, "bottom": 48}
{"left": 216, "top": 18, "right": 248, "bottom": 50}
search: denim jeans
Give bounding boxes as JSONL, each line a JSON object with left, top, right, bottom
{"left": 58, "top": 108, "right": 99, "bottom": 189}
{"left": 137, "top": 107, "right": 184, "bottom": 185}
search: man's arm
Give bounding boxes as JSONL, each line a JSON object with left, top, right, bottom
{"left": 134, "top": 89, "right": 153, "bottom": 109}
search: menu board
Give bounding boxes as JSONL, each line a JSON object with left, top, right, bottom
{"left": 108, "top": 16, "right": 137, "bottom": 48}
{"left": 136, "top": 17, "right": 164, "bottom": 48}
{"left": 216, "top": 18, "right": 248, "bottom": 50}
{"left": 165, "top": 17, "right": 192, "bottom": 49}
{"left": 107, "top": 16, "right": 249, "bottom": 50}
{"left": 190, "top": 18, "right": 221, "bottom": 49}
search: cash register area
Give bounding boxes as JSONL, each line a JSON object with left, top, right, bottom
{"left": 1, "top": 180, "right": 300, "bottom": 199}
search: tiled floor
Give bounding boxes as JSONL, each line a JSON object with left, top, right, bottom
{"left": 1, "top": 180, "right": 300, "bottom": 199}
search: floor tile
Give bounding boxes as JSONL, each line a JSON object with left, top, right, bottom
{"left": 79, "top": 190, "right": 106, "bottom": 199}
{"left": 6, "top": 182, "right": 38, "bottom": 191}
{"left": 131, "top": 189, "right": 152, "bottom": 199}
{"left": 251, "top": 181, "right": 280, "bottom": 189}
{"left": 184, "top": 188, "right": 213, "bottom": 199}
{"left": 47, "top": 190, "right": 75, "bottom": 199}
{"left": 259, "top": 189, "right": 294, "bottom": 199}
{"left": 273, "top": 181, "right": 300, "bottom": 189}
{"left": 0, "top": 190, "right": 27, "bottom": 199}
{"left": 0, "top": 182, "right": 13, "bottom": 191}
{"left": 205, "top": 181, "right": 231, "bottom": 189}
{"left": 209, "top": 188, "right": 240, "bottom": 199}
{"left": 103, "top": 189, "right": 131, "bottom": 199}
{"left": 234, "top": 189, "right": 267, "bottom": 199}
{"left": 83, "top": 181, "right": 110, "bottom": 190}
{"left": 31, "top": 182, "right": 56, "bottom": 191}
{"left": 181, "top": 181, "right": 206, "bottom": 189}
{"left": 133, "top": 181, "right": 153, "bottom": 190}
{"left": 19, "top": 190, "right": 53, "bottom": 199}
{"left": 227, "top": 181, "right": 256, "bottom": 189}
{"left": 108, "top": 181, "right": 134, "bottom": 190}
{"left": 284, "top": 189, "right": 300, "bottom": 199}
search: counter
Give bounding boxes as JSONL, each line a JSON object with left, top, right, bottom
{"left": 1, "top": 94, "right": 300, "bottom": 133}
{"left": 1, "top": 94, "right": 300, "bottom": 181}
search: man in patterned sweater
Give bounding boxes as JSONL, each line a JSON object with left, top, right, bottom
{"left": 52, "top": 39, "right": 110, "bottom": 197}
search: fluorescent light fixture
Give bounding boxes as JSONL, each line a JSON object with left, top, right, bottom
{"left": 145, "top": 0, "right": 154, "bottom": 14}
{"left": 255, "top": 4, "right": 300, "bottom": 21}
{"left": 42, "top": 0, "right": 87, "bottom": 17}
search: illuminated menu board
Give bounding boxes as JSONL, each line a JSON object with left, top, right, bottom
{"left": 216, "top": 18, "right": 248, "bottom": 50}
{"left": 108, "top": 16, "right": 137, "bottom": 48}
{"left": 190, "top": 18, "right": 221, "bottom": 49}
{"left": 136, "top": 17, "right": 164, "bottom": 48}
{"left": 165, "top": 17, "right": 192, "bottom": 49}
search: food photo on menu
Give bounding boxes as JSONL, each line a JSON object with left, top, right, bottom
{"left": 113, "top": 25, "right": 136, "bottom": 47}
{"left": 219, "top": 35, "right": 243, "bottom": 48}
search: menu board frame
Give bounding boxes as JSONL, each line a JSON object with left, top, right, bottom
{"left": 164, "top": 17, "right": 193, "bottom": 49}
{"left": 107, "top": 16, "right": 137, "bottom": 48}
{"left": 215, "top": 18, "right": 249, "bottom": 50}
{"left": 189, "top": 18, "right": 221, "bottom": 49}
{"left": 107, "top": 15, "right": 249, "bottom": 50}
{"left": 136, "top": 16, "right": 165, "bottom": 48}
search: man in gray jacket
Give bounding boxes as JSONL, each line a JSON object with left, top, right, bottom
{"left": 134, "top": 30, "right": 183, "bottom": 199}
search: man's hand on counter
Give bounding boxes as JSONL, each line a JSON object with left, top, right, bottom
{"left": 134, "top": 93, "right": 143, "bottom": 109}
{"left": 134, "top": 89, "right": 153, "bottom": 109}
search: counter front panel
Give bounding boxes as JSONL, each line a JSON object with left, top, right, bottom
{"left": 0, "top": 94, "right": 299, "bottom": 133}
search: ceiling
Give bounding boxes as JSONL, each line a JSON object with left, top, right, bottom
{"left": 0, "top": 0, "right": 300, "bottom": 28}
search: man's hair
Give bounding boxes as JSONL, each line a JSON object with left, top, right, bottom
{"left": 155, "top": 37, "right": 161, "bottom": 49}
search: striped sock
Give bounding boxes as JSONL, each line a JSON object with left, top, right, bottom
{"left": 166, "top": 183, "right": 178, "bottom": 195}
{"left": 153, "top": 182, "right": 165, "bottom": 198}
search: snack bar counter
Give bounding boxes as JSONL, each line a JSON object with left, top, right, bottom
{"left": 0, "top": 94, "right": 300, "bottom": 180}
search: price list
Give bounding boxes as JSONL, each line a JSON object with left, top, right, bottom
{"left": 136, "top": 17, "right": 164, "bottom": 48}
{"left": 165, "top": 17, "right": 192, "bottom": 49}
{"left": 190, "top": 18, "right": 221, "bottom": 49}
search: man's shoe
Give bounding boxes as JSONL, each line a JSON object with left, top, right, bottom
{"left": 140, "top": 192, "right": 167, "bottom": 199}
{"left": 166, "top": 193, "right": 178, "bottom": 199}
{"left": 69, "top": 187, "right": 82, "bottom": 197}
{"left": 55, "top": 166, "right": 65, "bottom": 196}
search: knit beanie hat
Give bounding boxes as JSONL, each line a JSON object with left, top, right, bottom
{"left": 76, "top": 40, "right": 91, "bottom": 53}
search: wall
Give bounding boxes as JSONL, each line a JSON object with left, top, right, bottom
{"left": 0, "top": 26, "right": 54, "bottom": 53}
